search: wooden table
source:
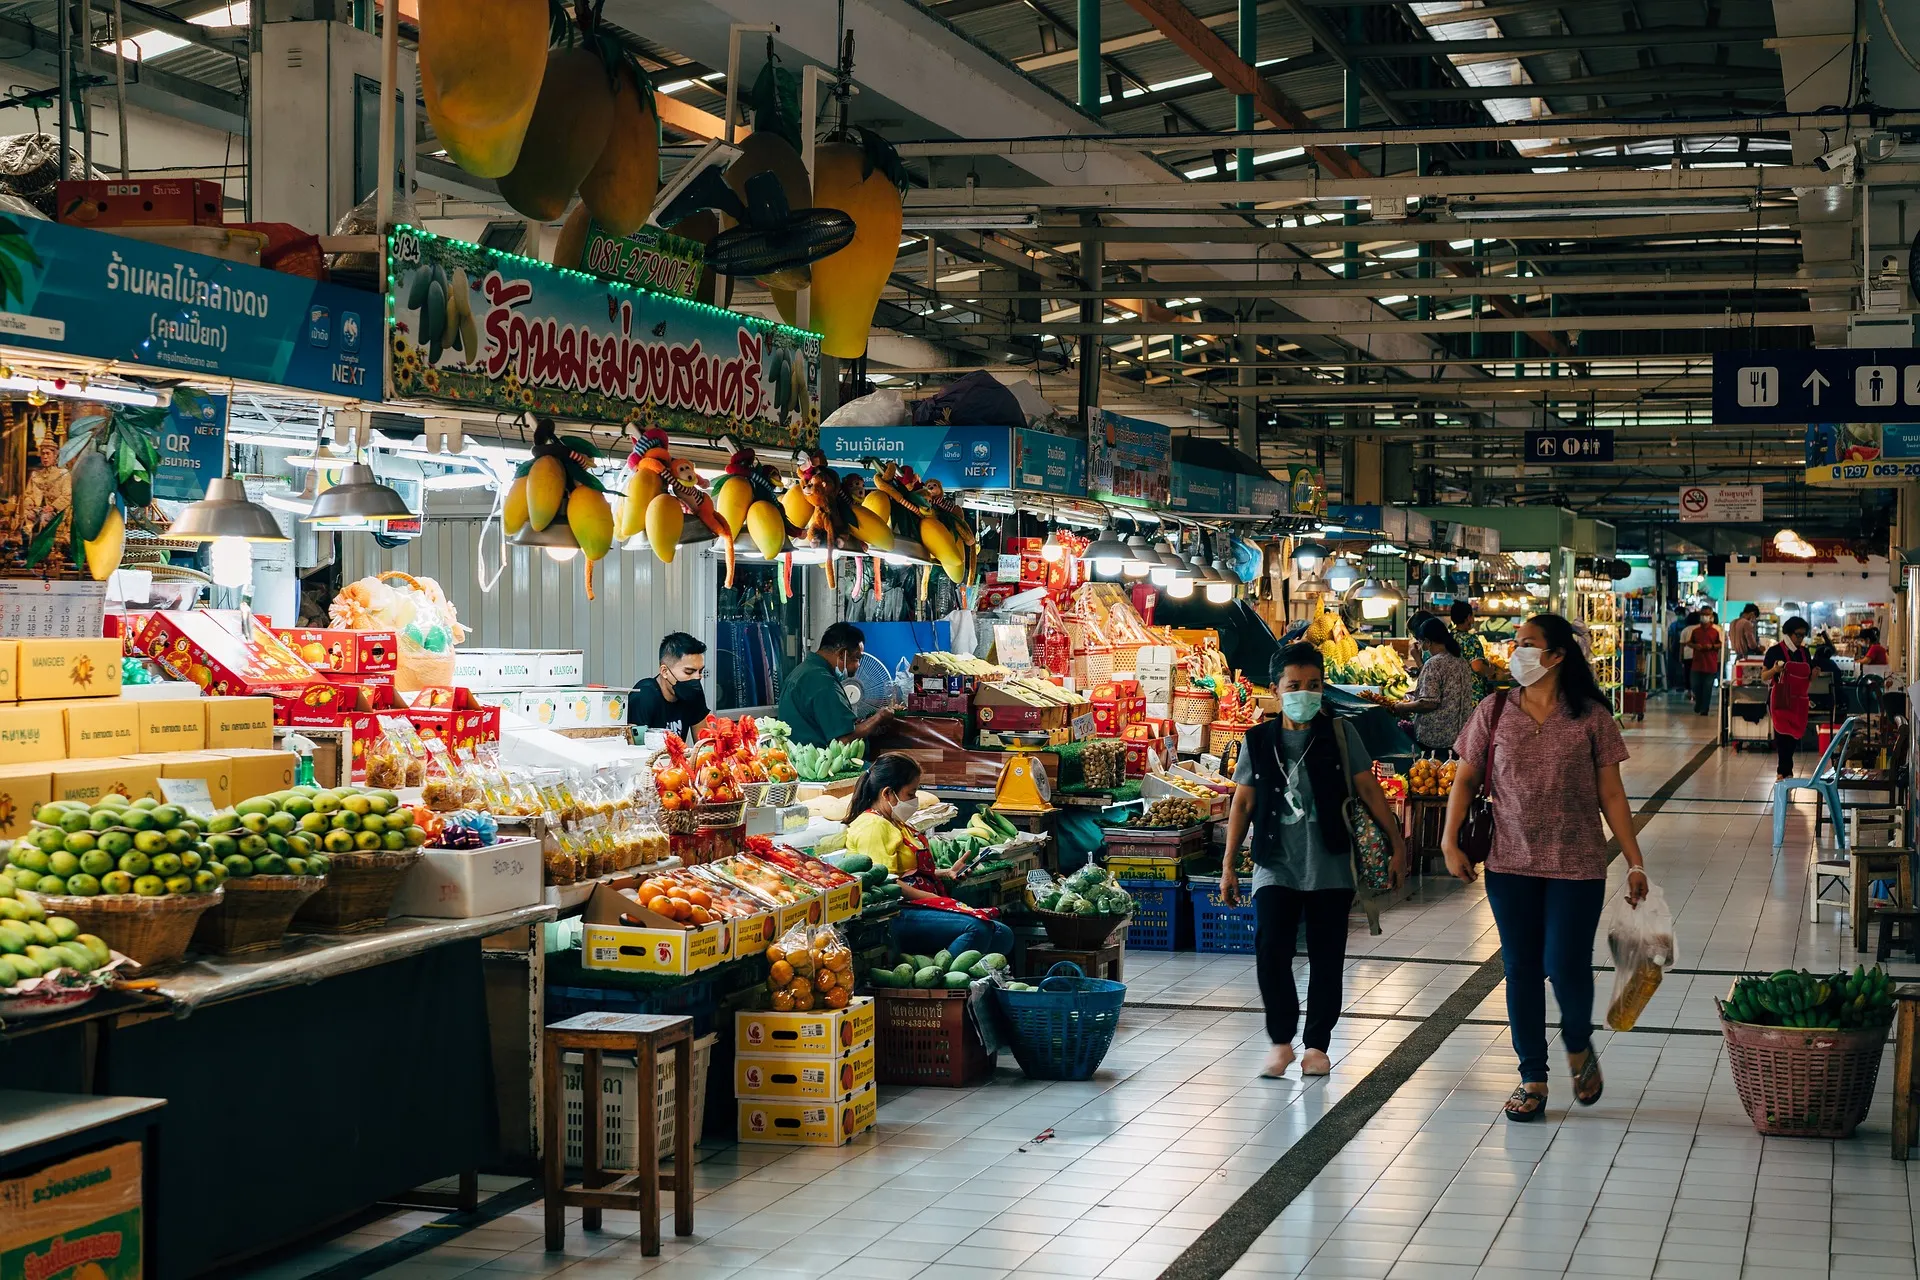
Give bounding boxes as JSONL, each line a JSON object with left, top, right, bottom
{"left": 1852, "top": 848, "right": 1914, "bottom": 952}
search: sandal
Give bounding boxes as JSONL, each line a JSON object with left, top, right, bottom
{"left": 1503, "top": 1085, "right": 1547, "bottom": 1123}
{"left": 1569, "top": 1048, "right": 1603, "bottom": 1106}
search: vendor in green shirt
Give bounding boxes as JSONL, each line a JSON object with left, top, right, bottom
{"left": 777, "top": 622, "right": 897, "bottom": 748}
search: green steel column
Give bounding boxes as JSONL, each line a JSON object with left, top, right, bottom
{"left": 1416, "top": 145, "right": 1431, "bottom": 321}
{"left": 1079, "top": 0, "right": 1101, "bottom": 118}
{"left": 1470, "top": 237, "right": 1483, "bottom": 359}
{"left": 1237, "top": 0, "right": 1256, "bottom": 182}
{"left": 1342, "top": 8, "right": 1361, "bottom": 280}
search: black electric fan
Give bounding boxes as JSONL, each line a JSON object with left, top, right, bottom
{"left": 658, "top": 165, "right": 853, "bottom": 287}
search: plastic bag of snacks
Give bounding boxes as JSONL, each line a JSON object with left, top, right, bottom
{"left": 365, "top": 715, "right": 427, "bottom": 790}
{"left": 765, "top": 920, "right": 854, "bottom": 1012}
{"left": 419, "top": 739, "right": 466, "bottom": 811}
{"left": 1604, "top": 880, "right": 1675, "bottom": 1031}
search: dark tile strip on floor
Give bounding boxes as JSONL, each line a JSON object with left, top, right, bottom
{"left": 271, "top": 1180, "right": 544, "bottom": 1280}
{"left": 1156, "top": 734, "right": 1722, "bottom": 1280}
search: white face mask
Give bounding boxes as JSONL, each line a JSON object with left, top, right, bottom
{"left": 1508, "top": 646, "right": 1548, "bottom": 686}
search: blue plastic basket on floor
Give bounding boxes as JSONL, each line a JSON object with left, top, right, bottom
{"left": 993, "top": 962, "right": 1126, "bottom": 1080}
{"left": 1188, "top": 876, "right": 1256, "bottom": 954}
{"left": 1120, "top": 881, "right": 1180, "bottom": 950}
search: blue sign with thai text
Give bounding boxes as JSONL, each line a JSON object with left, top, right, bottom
{"left": 152, "top": 393, "right": 229, "bottom": 503}
{"left": 821, "top": 425, "right": 1014, "bottom": 489}
{"left": 1012, "top": 427, "right": 1086, "bottom": 495}
{"left": 0, "top": 215, "right": 379, "bottom": 397}
{"left": 1238, "top": 473, "right": 1287, "bottom": 513}
{"left": 1169, "top": 462, "right": 1234, "bottom": 512}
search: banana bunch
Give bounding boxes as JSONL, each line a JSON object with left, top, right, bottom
{"left": 1724, "top": 965, "right": 1895, "bottom": 1030}
{"left": 790, "top": 738, "right": 867, "bottom": 782}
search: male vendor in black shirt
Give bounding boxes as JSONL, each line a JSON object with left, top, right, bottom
{"left": 627, "top": 633, "right": 711, "bottom": 739}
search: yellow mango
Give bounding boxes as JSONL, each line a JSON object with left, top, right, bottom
{"left": 578, "top": 65, "right": 659, "bottom": 238}
{"left": 809, "top": 139, "right": 904, "bottom": 359}
{"left": 862, "top": 489, "right": 892, "bottom": 523}
{"left": 715, "top": 476, "right": 755, "bottom": 536}
{"left": 779, "top": 481, "right": 815, "bottom": 529}
{"left": 526, "top": 455, "right": 567, "bottom": 531}
{"left": 567, "top": 485, "right": 614, "bottom": 560}
{"left": 418, "top": 0, "right": 549, "bottom": 178}
{"left": 745, "top": 500, "right": 788, "bottom": 560}
{"left": 616, "top": 466, "right": 663, "bottom": 542}
{"left": 83, "top": 506, "right": 124, "bottom": 581}
{"left": 645, "top": 493, "right": 683, "bottom": 563}
{"left": 919, "top": 515, "right": 965, "bottom": 581}
{"left": 503, "top": 474, "right": 530, "bottom": 535}
{"left": 851, "top": 505, "right": 894, "bottom": 552}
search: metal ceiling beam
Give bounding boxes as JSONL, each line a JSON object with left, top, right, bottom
{"left": 112, "top": 0, "right": 248, "bottom": 55}
{"left": 1011, "top": 0, "right": 1293, "bottom": 71}
{"left": 1348, "top": 27, "right": 1777, "bottom": 56}
{"left": 0, "top": 11, "right": 243, "bottom": 135}
{"left": 1032, "top": 213, "right": 1787, "bottom": 241}
{"left": 1386, "top": 73, "right": 1783, "bottom": 102}
{"left": 935, "top": 309, "right": 1814, "bottom": 335}
{"left": 922, "top": 274, "right": 1830, "bottom": 299}
{"left": 1225, "top": 378, "right": 1712, "bottom": 396}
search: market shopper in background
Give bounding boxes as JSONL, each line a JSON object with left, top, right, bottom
{"left": 1687, "top": 608, "right": 1723, "bottom": 717}
{"left": 1729, "top": 604, "right": 1763, "bottom": 660}
{"left": 1450, "top": 600, "right": 1494, "bottom": 702}
{"left": 1369, "top": 617, "right": 1475, "bottom": 753}
{"left": 1861, "top": 627, "right": 1890, "bottom": 667}
{"left": 1667, "top": 609, "right": 1698, "bottom": 692}
{"left": 843, "top": 752, "right": 1015, "bottom": 960}
{"left": 777, "top": 622, "right": 896, "bottom": 748}
{"left": 1222, "top": 643, "right": 1407, "bottom": 1079}
{"left": 626, "top": 633, "right": 710, "bottom": 739}
{"left": 1441, "top": 613, "right": 1647, "bottom": 1123}
{"left": 1764, "top": 616, "right": 1814, "bottom": 782}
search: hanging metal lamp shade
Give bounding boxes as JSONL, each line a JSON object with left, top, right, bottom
{"left": 169, "top": 476, "right": 289, "bottom": 542}
{"left": 303, "top": 463, "right": 413, "bottom": 522}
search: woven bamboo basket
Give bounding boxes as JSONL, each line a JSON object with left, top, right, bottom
{"left": 192, "top": 875, "right": 326, "bottom": 955}
{"left": 36, "top": 890, "right": 223, "bottom": 969}
{"left": 697, "top": 800, "right": 746, "bottom": 828}
{"left": 1109, "top": 643, "right": 1142, "bottom": 674}
{"left": 1032, "top": 906, "right": 1131, "bottom": 950}
{"left": 1209, "top": 721, "right": 1250, "bottom": 756}
{"left": 1076, "top": 645, "right": 1114, "bottom": 688}
{"left": 290, "top": 850, "right": 420, "bottom": 933}
{"left": 1172, "top": 688, "right": 1218, "bottom": 726}
{"left": 661, "top": 808, "right": 701, "bottom": 834}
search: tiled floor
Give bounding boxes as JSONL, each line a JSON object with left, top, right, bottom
{"left": 248, "top": 701, "right": 1920, "bottom": 1280}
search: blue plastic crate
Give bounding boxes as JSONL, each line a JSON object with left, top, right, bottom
{"left": 1120, "top": 881, "right": 1181, "bottom": 951}
{"left": 546, "top": 976, "right": 720, "bottom": 1036}
{"left": 1188, "top": 877, "right": 1257, "bottom": 954}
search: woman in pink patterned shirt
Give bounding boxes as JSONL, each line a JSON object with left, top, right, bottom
{"left": 1441, "top": 614, "right": 1650, "bottom": 1122}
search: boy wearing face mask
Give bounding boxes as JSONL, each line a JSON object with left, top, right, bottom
{"left": 628, "top": 632, "right": 711, "bottom": 739}
{"left": 1222, "top": 642, "right": 1407, "bottom": 1079}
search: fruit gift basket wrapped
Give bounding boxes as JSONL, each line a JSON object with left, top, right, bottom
{"left": 330, "top": 570, "right": 468, "bottom": 692}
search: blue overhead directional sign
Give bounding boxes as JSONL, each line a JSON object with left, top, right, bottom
{"left": 1714, "top": 349, "right": 1920, "bottom": 424}
{"left": 1524, "top": 428, "right": 1614, "bottom": 463}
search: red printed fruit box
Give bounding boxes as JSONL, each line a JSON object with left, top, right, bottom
{"left": 404, "top": 686, "right": 502, "bottom": 753}
{"left": 272, "top": 628, "right": 398, "bottom": 674}
{"left": 138, "top": 611, "right": 321, "bottom": 697}
{"left": 57, "top": 177, "right": 223, "bottom": 227}
{"left": 0, "top": 1140, "right": 143, "bottom": 1280}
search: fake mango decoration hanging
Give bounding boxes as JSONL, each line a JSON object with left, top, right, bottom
{"left": 495, "top": 46, "right": 617, "bottom": 222}
{"left": 579, "top": 63, "right": 659, "bottom": 237}
{"left": 418, "top": 0, "right": 550, "bottom": 178}
{"left": 809, "top": 130, "right": 908, "bottom": 359}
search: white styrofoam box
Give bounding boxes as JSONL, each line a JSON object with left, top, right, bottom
{"left": 519, "top": 690, "right": 561, "bottom": 727}
{"left": 453, "top": 649, "right": 503, "bottom": 690}
{"left": 560, "top": 1034, "right": 715, "bottom": 1169}
{"left": 537, "top": 650, "right": 586, "bottom": 686}
{"left": 116, "top": 681, "right": 205, "bottom": 702}
{"left": 584, "top": 689, "right": 628, "bottom": 726}
{"left": 1137, "top": 673, "right": 1172, "bottom": 703}
{"left": 389, "top": 835, "right": 543, "bottom": 918}
{"left": 488, "top": 649, "right": 539, "bottom": 688}
{"left": 542, "top": 689, "right": 596, "bottom": 728}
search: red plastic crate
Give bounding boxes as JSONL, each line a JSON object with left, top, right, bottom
{"left": 872, "top": 987, "right": 995, "bottom": 1087}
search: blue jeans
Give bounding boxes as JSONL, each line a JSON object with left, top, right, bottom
{"left": 1484, "top": 871, "right": 1607, "bottom": 1084}
{"left": 890, "top": 907, "right": 1015, "bottom": 960}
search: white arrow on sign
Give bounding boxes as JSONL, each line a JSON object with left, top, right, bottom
{"left": 1803, "top": 370, "right": 1830, "bottom": 405}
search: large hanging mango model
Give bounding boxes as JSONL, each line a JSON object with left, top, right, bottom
{"left": 809, "top": 130, "right": 907, "bottom": 360}
{"left": 579, "top": 64, "right": 659, "bottom": 237}
{"left": 495, "top": 47, "right": 617, "bottom": 222}
{"left": 745, "top": 500, "right": 788, "bottom": 560}
{"left": 82, "top": 505, "right": 124, "bottom": 581}
{"left": 526, "top": 455, "right": 568, "bottom": 531}
{"left": 418, "top": 0, "right": 549, "bottom": 178}
{"left": 504, "top": 474, "right": 531, "bottom": 535}
{"left": 645, "top": 493, "right": 684, "bottom": 563}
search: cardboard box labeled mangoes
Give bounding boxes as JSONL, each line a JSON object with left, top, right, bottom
{"left": 210, "top": 747, "right": 296, "bottom": 802}
{"left": 736, "top": 1083, "right": 877, "bottom": 1147}
{"left": 0, "top": 639, "right": 15, "bottom": 701}
{"left": 735, "top": 1040, "right": 876, "bottom": 1102}
{"left": 50, "top": 757, "right": 161, "bottom": 804}
{"left": 58, "top": 698, "right": 141, "bottom": 759}
{"left": 0, "top": 703, "right": 66, "bottom": 765}
{"left": 144, "top": 751, "right": 235, "bottom": 809}
{"left": 0, "top": 1139, "right": 144, "bottom": 1280}
{"left": 202, "top": 696, "right": 275, "bottom": 748}
{"left": 0, "top": 762, "right": 52, "bottom": 837}
{"left": 13, "top": 637, "right": 123, "bottom": 700}
{"left": 137, "top": 698, "right": 207, "bottom": 753}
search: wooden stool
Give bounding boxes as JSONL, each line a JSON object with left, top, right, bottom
{"left": 1878, "top": 908, "right": 1920, "bottom": 963}
{"left": 1854, "top": 848, "right": 1915, "bottom": 952}
{"left": 1026, "top": 939, "right": 1123, "bottom": 982}
{"left": 1892, "top": 986, "right": 1920, "bottom": 1159}
{"left": 542, "top": 1012, "right": 694, "bottom": 1255}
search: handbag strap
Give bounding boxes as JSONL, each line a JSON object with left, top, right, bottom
{"left": 1480, "top": 688, "right": 1510, "bottom": 797}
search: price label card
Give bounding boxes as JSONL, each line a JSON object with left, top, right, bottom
{"left": 158, "top": 777, "right": 216, "bottom": 819}
{"left": 993, "top": 624, "right": 1031, "bottom": 667}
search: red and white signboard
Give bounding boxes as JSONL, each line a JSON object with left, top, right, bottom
{"left": 1678, "top": 484, "right": 1764, "bottom": 523}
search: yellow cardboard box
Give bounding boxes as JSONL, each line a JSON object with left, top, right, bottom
{"left": 145, "top": 751, "right": 234, "bottom": 809}
{"left": 736, "top": 1083, "right": 877, "bottom": 1146}
{"left": 202, "top": 696, "right": 275, "bottom": 748}
{"left": 209, "top": 747, "right": 296, "bottom": 803}
{"left": 736, "top": 1040, "right": 876, "bottom": 1102}
{"left": 0, "top": 762, "right": 52, "bottom": 837}
{"left": 59, "top": 698, "right": 141, "bottom": 759}
{"left": 0, "top": 639, "right": 16, "bottom": 701}
{"left": 14, "top": 637, "right": 123, "bottom": 700}
{"left": 136, "top": 698, "right": 207, "bottom": 753}
{"left": 735, "top": 997, "right": 876, "bottom": 1058}
{"left": 578, "top": 882, "right": 733, "bottom": 976}
{"left": 0, "top": 703, "right": 66, "bottom": 765}
{"left": 50, "top": 757, "right": 162, "bottom": 804}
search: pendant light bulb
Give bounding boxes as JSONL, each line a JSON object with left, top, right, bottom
{"left": 1205, "top": 580, "right": 1234, "bottom": 604}
{"left": 207, "top": 536, "right": 253, "bottom": 588}
{"left": 1166, "top": 576, "right": 1194, "bottom": 599}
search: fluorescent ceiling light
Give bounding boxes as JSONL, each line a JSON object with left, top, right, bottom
{"left": 902, "top": 212, "right": 1039, "bottom": 230}
{"left": 104, "top": 0, "right": 246, "bottom": 60}
{"left": 0, "top": 375, "right": 165, "bottom": 407}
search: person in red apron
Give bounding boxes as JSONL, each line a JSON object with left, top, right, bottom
{"left": 1763, "top": 615, "right": 1813, "bottom": 781}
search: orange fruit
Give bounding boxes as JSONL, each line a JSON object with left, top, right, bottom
{"left": 769, "top": 960, "right": 793, "bottom": 985}
{"left": 791, "top": 989, "right": 815, "bottom": 1011}
{"left": 814, "top": 968, "right": 837, "bottom": 993}
{"left": 771, "top": 990, "right": 795, "bottom": 1012}
{"left": 789, "top": 977, "right": 812, "bottom": 1000}
{"left": 689, "top": 905, "right": 712, "bottom": 925}
{"left": 766, "top": 944, "right": 786, "bottom": 965}
{"left": 825, "top": 986, "right": 850, "bottom": 1009}
{"left": 646, "top": 895, "right": 672, "bottom": 915}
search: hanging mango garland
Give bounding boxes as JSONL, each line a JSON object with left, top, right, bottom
{"left": 418, "top": 0, "right": 551, "bottom": 178}
{"left": 502, "top": 418, "right": 615, "bottom": 599}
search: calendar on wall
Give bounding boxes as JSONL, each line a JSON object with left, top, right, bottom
{"left": 0, "top": 578, "right": 107, "bottom": 637}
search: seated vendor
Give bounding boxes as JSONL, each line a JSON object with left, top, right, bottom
{"left": 627, "top": 632, "right": 710, "bottom": 740}
{"left": 776, "top": 622, "right": 896, "bottom": 748}
{"left": 844, "top": 752, "right": 1015, "bottom": 961}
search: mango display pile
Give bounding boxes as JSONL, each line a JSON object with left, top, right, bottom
{"left": 210, "top": 785, "right": 424, "bottom": 868}
{"left": 1724, "top": 966, "right": 1895, "bottom": 1030}
{"left": 1406, "top": 758, "right": 1457, "bottom": 798}
{"left": 868, "top": 946, "right": 1007, "bottom": 989}
{"left": 8, "top": 796, "right": 235, "bottom": 897}
{"left": 0, "top": 884, "right": 111, "bottom": 987}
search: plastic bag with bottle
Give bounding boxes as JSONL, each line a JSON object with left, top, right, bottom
{"left": 1604, "top": 879, "right": 1676, "bottom": 1031}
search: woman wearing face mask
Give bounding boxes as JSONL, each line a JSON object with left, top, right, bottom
{"left": 1688, "top": 608, "right": 1723, "bottom": 717}
{"left": 844, "top": 753, "right": 1016, "bottom": 961}
{"left": 1369, "top": 616, "right": 1475, "bottom": 754}
{"left": 1763, "top": 615, "right": 1814, "bottom": 782}
{"left": 1222, "top": 643, "right": 1407, "bottom": 1079}
{"left": 1441, "top": 614, "right": 1647, "bottom": 1122}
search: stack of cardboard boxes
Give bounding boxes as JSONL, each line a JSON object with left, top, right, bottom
{"left": 733, "top": 998, "right": 878, "bottom": 1146}
{"left": 0, "top": 637, "right": 292, "bottom": 837}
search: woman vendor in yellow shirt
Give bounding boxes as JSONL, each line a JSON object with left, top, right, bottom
{"left": 844, "top": 753, "right": 1015, "bottom": 961}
